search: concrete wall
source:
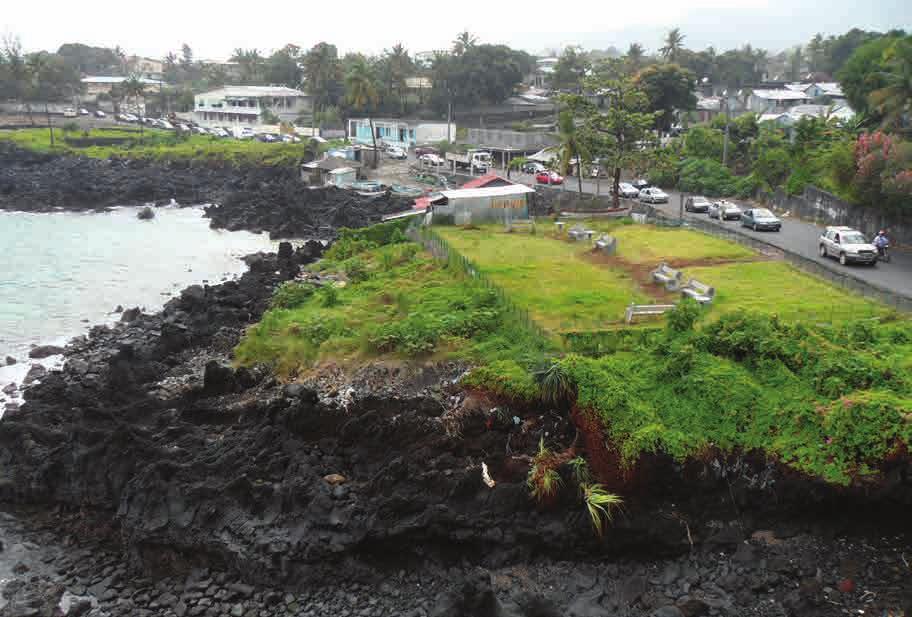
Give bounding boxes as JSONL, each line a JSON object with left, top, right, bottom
{"left": 763, "top": 186, "right": 912, "bottom": 247}
{"left": 531, "top": 186, "right": 635, "bottom": 215}
{"left": 466, "top": 128, "right": 557, "bottom": 150}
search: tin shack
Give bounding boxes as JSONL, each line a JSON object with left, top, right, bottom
{"left": 429, "top": 185, "right": 535, "bottom": 225}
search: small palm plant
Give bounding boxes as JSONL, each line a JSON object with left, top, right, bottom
{"left": 535, "top": 361, "right": 574, "bottom": 406}
{"left": 568, "top": 456, "right": 591, "bottom": 486}
{"left": 527, "top": 437, "right": 563, "bottom": 503}
{"left": 580, "top": 483, "right": 623, "bottom": 538}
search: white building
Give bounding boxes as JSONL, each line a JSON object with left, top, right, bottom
{"left": 192, "top": 86, "right": 312, "bottom": 128}
{"left": 746, "top": 89, "right": 811, "bottom": 114}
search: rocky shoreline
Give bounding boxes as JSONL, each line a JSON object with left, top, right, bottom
{"left": 0, "top": 240, "right": 910, "bottom": 615}
{"left": 0, "top": 143, "right": 412, "bottom": 238}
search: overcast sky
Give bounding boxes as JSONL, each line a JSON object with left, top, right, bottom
{"left": 3, "top": 0, "right": 910, "bottom": 60}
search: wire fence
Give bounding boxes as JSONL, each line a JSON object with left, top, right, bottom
{"left": 406, "top": 224, "right": 551, "bottom": 341}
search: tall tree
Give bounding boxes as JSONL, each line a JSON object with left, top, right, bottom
{"left": 180, "top": 43, "right": 193, "bottom": 68}
{"left": 787, "top": 46, "right": 803, "bottom": 81}
{"left": 660, "top": 28, "right": 686, "bottom": 63}
{"left": 838, "top": 34, "right": 904, "bottom": 121}
{"left": 264, "top": 44, "right": 303, "bottom": 87}
{"left": 345, "top": 58, "right": 380, "bottom": 167}
{"left": 123, "top": 75, "right": 147, "bottom": 137}
{"left": 625, "top": 43, "right": 645, "bottom": 74}
{"left": 304, "top": 42, "right": 343, "bottom": 112}
{"left": 378, "top": 43, "right": 412, "bottom": 114}
{"left": 552, "top": 46, "right": 590, "bottom": 93}
{"left": 567, "top": 60, "right": 656, "bottom": 207}
{"left": 555, "top": 109, "right": 587, "bottom": 194}
{"left": 869, "top": 37, "right": 912, "bottom": 133}
{"left": 452, "top": 30, "right": 478, "bottom": 56}
{"left": 636, "top": 63, "right": 697, "bottom": 134}
{"left": 230, "top": 48, "right": 264, "bottom": 84}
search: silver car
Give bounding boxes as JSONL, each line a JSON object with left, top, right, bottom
{"left": 685, "top": 195, "right": 712, "bottom": 213}
{"left": 708, "top": 200, "right": 742, "bottom": 221}
{"left": 819, "top": 226, "right": 877, "bottom": 266}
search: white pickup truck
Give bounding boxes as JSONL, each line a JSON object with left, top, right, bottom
{"left": 445, "top": 149, "right": 492, "bottom": 172}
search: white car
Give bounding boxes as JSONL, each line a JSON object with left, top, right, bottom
{"left": 638, "top": 187, "right": 669, "bottom": 203}
{"left": 617, "top": 182, "right": 640, "bottom": 199}
{"left": 78, "top": 108, "right": 90, "bottom": 116}
{"left": 819, "top": 226, "right": 877, "bottom": 266}
{"left": 387, "top": 146, "right": 407, "bottom": 159}
{"left": 94, "top": 110, "right": 106, "bottom": 118}
{"left": 158, "top": 120, "right": 174, "bottom": 130}
{"left": 708, "top": 200, "right": 743, "bottom": 221}
{"left": 419, "top": 153, "right": 445, "bottom": 166}
{"left": 63, "top": 108, "right": 77, "bottom": 118}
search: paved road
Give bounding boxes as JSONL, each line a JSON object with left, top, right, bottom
{"left": 503, "top": 170, "right": 912, "bottom": 301}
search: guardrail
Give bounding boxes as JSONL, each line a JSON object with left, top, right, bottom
{"left": 406, "top": 224, "right": 551, "bottom": 341}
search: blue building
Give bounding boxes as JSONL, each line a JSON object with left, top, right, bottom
{"left": 348, "top": 118, "right": 455, "bottom": 149}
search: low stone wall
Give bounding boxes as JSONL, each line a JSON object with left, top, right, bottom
{"left": 762, "top": 186, "right": 912, "bottom": 247}
{"left": 465, "top": 128, "right": 557, "bottom": 150}
{"left": 532, "top": 185, "right": 635, "bottom": 214}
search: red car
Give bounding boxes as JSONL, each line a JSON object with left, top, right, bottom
{"left": 536, "top": 170, "right": 564, "bottom": 185}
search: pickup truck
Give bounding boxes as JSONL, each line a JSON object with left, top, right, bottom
{"left": 445, "top": 149, "right": 492, "bottom": 172}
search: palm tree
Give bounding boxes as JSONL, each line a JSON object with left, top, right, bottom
{"left": 869, "top": 38, "right": 912, "bottom": 133}
{"left": 660, "top": 28, "right": 686, "bottom": 63}
{"left": 123, "top": 75, "right": 146, "bottom": 138}
{"left": 626, "top": 43, "right": 645, "bottom": 73}
{"left": 345, "top": 58, "right": 380, "bottom": 168}
{"left": 304, "top": 42, "right": 342, "bottom": 113}
{"left": 452, "top": 30, "right": 478, "bottom": 56}
{"left": 556, "top": 110, "right": 587, "bottom": 194}
{"left": 230, "top": 48, "right": 264, "bottom": 84}
{"left": 384, "top": 43, "right": 412, "bottom": 114}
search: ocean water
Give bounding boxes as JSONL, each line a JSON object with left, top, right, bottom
{"left": 0, "top": 206, "right": 279, "bottom": 410}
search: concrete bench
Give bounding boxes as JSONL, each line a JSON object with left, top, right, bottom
{"left": 651, "top": 262, "right": 684, "bottom": 291}
{"left": 625, "top": 303, "right": 677, "bottom": 324}
{"left": 568, "top": 225, "right": 588, "bottom": 241}
{"left": 681, "top": 278, "right": 716, "bottom": 304}
{"left": 595, "top": 234, "right": 617, "bottom": 255}
{"left": 506, "top": 219, "right": 535, "bottom": 233}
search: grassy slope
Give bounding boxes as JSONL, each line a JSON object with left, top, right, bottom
{"left": 0, "top": 127, "right": 343, "bottom": 166}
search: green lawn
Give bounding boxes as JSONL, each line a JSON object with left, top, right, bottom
{"left": 686, "top": 261, "right": 888, "bottom": 321}
{"left": 436, "top": 225, "right": 649, "bottom": 332}
{"left": 0, "top": 127, "right": 343, "bottom": 166}
{"left": 607, "top": 225, "right": 754, "bottom": 264}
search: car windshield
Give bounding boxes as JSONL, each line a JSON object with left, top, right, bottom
{"left": 842, "top": 232, "right": 867, "bottom": 244}
{"left": 724, "top": 203, "right": 740, "bottom": 210}
{"left": 754, "top": 209, "right": 774, "bottom": 217}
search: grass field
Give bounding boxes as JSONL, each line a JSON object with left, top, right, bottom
{"left": 436, "top": 225, "right": 649, "bottom": 332}
{"left": 436, "top": 222, "right": 886, "bottom": 330}
{"left": 0, "top": 127, "right": 342, "bottom": 166}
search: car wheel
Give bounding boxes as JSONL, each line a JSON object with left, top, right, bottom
{"left": 839, "top": 252, "right": 847, "bottom": 265}
{"left": 819, "top": 244, "right": 827, "bottom": 257}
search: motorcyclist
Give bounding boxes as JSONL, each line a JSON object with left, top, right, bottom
{"left": 874, "top": 230, "right": 890, "bottom": 259}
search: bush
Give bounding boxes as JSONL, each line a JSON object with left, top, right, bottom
{"left": 677, "top": 158, "right": 738, "bottom": 196}
{"left": 271, "top": 282, "right": 315, "bottom": 309}
{"left": 666, "top": 298, "right": 701, "bottom": 333}
{"left": 343, "top": 257, "right": 370, "bottom": 283}
{"left": 786, "top": 166, "right": 812, "bottom": 196}
{"left": 319, "top": 285, "right": 339, "bottom": 307}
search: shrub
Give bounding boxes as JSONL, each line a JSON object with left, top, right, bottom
{"left": 461, "top": 360, "right": 541, "bottom": 402}
{"left": 785, "top": 166, "right": 812, "bottom": 196}
{"left": 677, "top": 158, "right": 738, "bottom": 196}
{"left": 666, "top": 298, "right": 701, "bottom": 333}
{"left": 271, "top": 282, "right": 315, "bottom": 309}
{"left": 319, "top": 285, "right": 339, "bottom": 307}
{"left": 344, "top": 257, "right": 370, "bottom": 283}
{"left": 527, "top": 438, "right": 563, "bottom": 503}
{"left": 568, "top": 456, "right": 591, "bottom": 486}
{"left": 535, "top": 361, "right": 575, "bottom": 405}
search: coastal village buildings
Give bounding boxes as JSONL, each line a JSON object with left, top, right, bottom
{"left": 347, "top": 118, "right": 455, "bottom": 149}
{"left": 192, "top": 86, "right": 312, "bottom": 127}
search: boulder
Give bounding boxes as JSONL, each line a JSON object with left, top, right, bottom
{"left": 28, "top": 345, "right": 65, "bottom": 359}
{"left": 202, "top": 361, "right": 236, "bottom": 396}
{"left": 137, "top": 206, "right": 155, "bottom": 220}
{"left": 23, "top": 364, "right": 47, "bottom": 385}
{"left": 5, "top": 355, "right": 15, "bottom": 365}
{"left": 120, "top": 307, "right": 142, "bottom": 323}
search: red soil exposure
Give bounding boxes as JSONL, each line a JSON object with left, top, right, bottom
{"left": 570, "top": 405, "right": 629, "bottom": 491}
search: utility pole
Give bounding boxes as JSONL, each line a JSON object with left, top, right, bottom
{"left": 721, "top": 93, "right": 730, "bottom": 167}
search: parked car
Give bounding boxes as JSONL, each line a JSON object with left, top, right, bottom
{"left": 638, "top": 187, "right": 669, "bottom": 203}
{"left": 78, "top": 108, "right": 90, "bottom": 116}
{"left": 632, "top": 179, "right": 650, "bottom": 190}
{"left": 616, "top": 182, "right": 640, "bottom": 199}
{"left": 419, "top": 153, "right": 445, "bottom": 166}
{"left": 63, "top": 108, "right": 77, "bottom": 118}
{"left": 536, "top": 170, "right": 564, "bottom": 185}
{"left": 740, "top": 208, "right": 781, "bottom": 231}
{"left": 192, "top": 126, "right": 209, "bottom": 135}
{"left": 522, "top": 161, "right": 546, "bottom": 174}
{"left": 158, "top": 119, "right": 174, "bottom": 130}
{"left": 819, "top": 226, "right": 877, "bottom": 266}
{"left": 684, "top": 195, "right": 712, "bottom": 213}
{"left": 209, "top": 127, "right": 229, "bottom": 137}
{"left": 280, "top": 134, "right": 301, "bottom": 143}
{"left": 708, "top": 200, "right": 742, "bottom": 220}
{"left": 94, "top": 110, "right": 106, "bottom": 118}
{"left": 257, "top": 133, "right": 277, "bottom": 143}
{"left": 415, "top": 145, "right": 439, "bottom": 157}
{"left": 387, "top": 146, "right": 407, "bottom": 159}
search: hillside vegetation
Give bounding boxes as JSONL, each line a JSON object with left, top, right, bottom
{"left": 237, "top": 221, "right": 911, "bottom": 486}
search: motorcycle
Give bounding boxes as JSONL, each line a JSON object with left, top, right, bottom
{"left": 876, "top": 243, "right": 891, "bottom": 263}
